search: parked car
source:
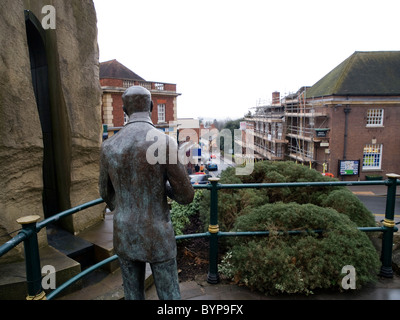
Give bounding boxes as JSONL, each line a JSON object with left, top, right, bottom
{"left": 206, "top": 161, "right": 218, "bottom": 171}
{"left": 190, "top": 173, "right": 211, "bottom": 185}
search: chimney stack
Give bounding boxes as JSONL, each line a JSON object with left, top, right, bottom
{"left": 272, "top": 91, "right": 280, "bottom": 105}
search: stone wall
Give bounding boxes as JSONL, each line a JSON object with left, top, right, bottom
{"left": 0, "top": 0, "right": 103, "bottom": 262}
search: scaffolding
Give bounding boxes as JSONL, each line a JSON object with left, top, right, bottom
{"left": 247, "top": 88, "right": 330, "bottom": 170}
{"left": 246, "top": 101, "right": 287, "bottom": 161}
{"left": 283, "top": 87, "right": 329, "bottom": 169}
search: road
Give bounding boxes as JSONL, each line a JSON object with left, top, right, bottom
{"left": 200, "top": 151, "right": 234, "bottom": 178}
{"left": 208, "top": 154, "right": 234, "bottom": 177}
{"left": 356, "top": 195, "right": 400, "bottom": 224}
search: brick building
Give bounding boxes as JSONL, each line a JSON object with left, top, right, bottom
{"left": 248, "top": 92, "right": 287, "bottom": 161}
{"left": 246, "top": 51, "right": 400, "bottom": 180}
{"left": 100, "top": 59, "right": 181, "bottom": 136}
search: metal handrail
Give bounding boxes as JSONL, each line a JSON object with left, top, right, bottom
{"left": 46, "top": 255, "right": 118, "bottom": 300}
{"left": 36, "top": 198, "right": 105, "bottom": 232}
{"left": 0, "top": 176, "right": 398, "bottom": 300}
{"left": 0, "top": 198, "right": 106, "bottom": 259}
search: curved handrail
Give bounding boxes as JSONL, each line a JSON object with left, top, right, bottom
{"left": 0, "top": 231, "right": 31, "bottom": 258}
{"left": 47, "top": 232, "right": 213, "bottom": 300}
{"left": 36, "top": 198, "right": 105, "bottom": 232}
{"left": 46, "top": 255, "right": 119, "bottom": 300}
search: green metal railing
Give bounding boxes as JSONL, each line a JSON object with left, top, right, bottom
{"left": 0, "top": 174, "right": 398, "bottom": 300}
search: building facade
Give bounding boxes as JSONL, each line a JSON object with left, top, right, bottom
{"left": 100, "top": 59, "right": 181, "bottom": 137}
{"left": 250, "top": 92, "right": 287, "bottom": 161}
{"left": 246, "top": 51, "right": 400, "bottom": 180}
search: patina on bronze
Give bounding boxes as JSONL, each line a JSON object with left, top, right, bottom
{"left": 99, "top": 86, "right": 194, "bottom": 300}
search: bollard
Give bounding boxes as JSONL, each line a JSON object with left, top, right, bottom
{"left": 380, "top": 174, "right": 400, "bottom": 278}
{"left": 16, "top": 215, "right": 46, "bottom": 300}
{"left": 207, "top": 177, "right": 220, "bottom": 284}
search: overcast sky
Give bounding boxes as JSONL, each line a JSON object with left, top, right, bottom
{"left": 93, "top": 0, "right": 400, "bottom": 121}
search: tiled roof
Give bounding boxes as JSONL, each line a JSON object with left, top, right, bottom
{"left": 306, "top": 51, "right": 400, "bottom": 98}
{"left": 99, "top": 59, "right": 145, "bottom": 81}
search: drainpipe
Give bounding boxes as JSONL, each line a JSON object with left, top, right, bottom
{"left": 343, "top": 105, "right": 351, "bottom": 160}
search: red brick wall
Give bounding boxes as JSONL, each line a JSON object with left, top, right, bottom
{"left": 101, "top": 79, "right": 178, "bottom": 128}
{"left": 322, "top": 104, "right": 400, "bottom": 180}
{"left": 164, "top": 83, "right": 177, "bottom": 91}
{"left": 112, "top": 93, "right": 124, "bottom": 127}
{"left": 103, "top": 93, "right": 177, "bottom": 127}
{"left": 152, "top": 95, "right": 176, "bottom": 124}
{"left": 100, "top": 78, "right": 123, "bottom": 87}
{"left": 379, "top": 105, "right": 400, "bottom": 177}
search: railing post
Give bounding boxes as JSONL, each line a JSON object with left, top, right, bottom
{"left": 16, "top": 215, "right": 46, "bottom": 300}
{"left": 207, "top": 177, "right": 220, "bottom": 284}
{"left": 380, "top": 174, "right": 400, "bottom": 278}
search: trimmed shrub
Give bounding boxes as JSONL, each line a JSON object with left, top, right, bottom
{"left": 222, "top": 202, "right": 380, "bottom": 295}
{"left": 197, "top": 161, "right": 380, "bottom": 294}
{"left": 321, "top": 188, "right": 376, "bottom": 227}
{"left": 200, "top": 161, "right": 376, "bottom": 231}
{"left": 171, "top": 190, "right": 204, "bottom": 236}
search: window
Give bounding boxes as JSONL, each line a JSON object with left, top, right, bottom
{"left": 155, "top": 83, "right": 164, "bottom": 91}
{"left": 363, "top": 144, "right": 382, "bottom": 170}
{"left": 123, "top": 80, "right": 134, "bottom": 88}
{"left": 277, "top": 123, "right": 283, "bottom": 139}
{"left": 271, "top": 123, "right": 276, "bottom": 138}
{"left": 366, "top": 109, "right": 384, "bottom": 127}
{"left": 158, "top": 104, "right": 166, "bottom": 123}
{"left": 138, "top": 81, "right": 152, "bottom": 90}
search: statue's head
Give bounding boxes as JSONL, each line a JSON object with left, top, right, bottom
{"left": 122, "top": 86, "right": 153, "bottom": 116}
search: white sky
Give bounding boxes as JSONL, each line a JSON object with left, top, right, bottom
{"left": 93, "top": 0, "right": 400, "bottom": 120}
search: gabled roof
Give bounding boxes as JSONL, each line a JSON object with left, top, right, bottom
{"left": 306, "top": 51, "right": 400, "bottom": 98}
{"left": 99, "top": 59, "right": 145, "bottom": 81}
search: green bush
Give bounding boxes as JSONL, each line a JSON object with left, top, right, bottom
{"left": 200, "top": 161, "right": 375, "bottom": 231}
{"left": 221, "top": 202, "right": 380, "bottom": 295}
{"left": 321, "top": 188, "right": 376, "bottom": 227}
{"left": 171, "top": 190, "right": 204, "bottom": 236}
{"left": 197, "top": 161, "right": 379, "bottom": 294}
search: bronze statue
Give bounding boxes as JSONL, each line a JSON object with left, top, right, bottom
{"left": 99, "top": 86, "right": 194, "bottom": 300}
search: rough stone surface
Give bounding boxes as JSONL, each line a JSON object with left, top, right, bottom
{"left": 0, "top": 0, "right": 102, "bottom": 263}
{"left": 0, "top": 1, "right": 45, "bottom": 261}
{"left": 49, "top": 0, "right": 103, "bottom": 233}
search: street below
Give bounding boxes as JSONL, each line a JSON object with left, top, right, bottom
{"left": 356, "top": 195, "right": 400, "bottom": 224}
{"left": 200, "top": 152, "right": 399, "bottom": 226}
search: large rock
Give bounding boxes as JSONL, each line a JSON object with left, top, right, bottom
{"left": 0, "top": 0, "right": 103, "bottom": 263}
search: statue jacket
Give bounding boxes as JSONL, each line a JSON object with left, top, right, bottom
{"left": 99, "top": 116, "right": 194, "bottom": 263}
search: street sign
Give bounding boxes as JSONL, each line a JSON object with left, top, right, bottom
{"left": 339, "top": 160, "right": 360, "bottom": 176}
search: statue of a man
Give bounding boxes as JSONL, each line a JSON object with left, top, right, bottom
{"left": 99, "top": 86, "right": 194, "bottom": 300}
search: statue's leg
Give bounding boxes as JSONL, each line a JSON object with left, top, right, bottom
{"left": 118, "top": 258, "right": 146, "bottom": 300}
{"left": 151, "top": 258, "right": 181, "bottom": 300}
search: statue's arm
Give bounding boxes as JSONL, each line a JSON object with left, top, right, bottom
{"left": 166, "top": 138, "right": 194, "bottom": 205}
{"left": 99, "top": 148, "right": 116, "bottom": 211}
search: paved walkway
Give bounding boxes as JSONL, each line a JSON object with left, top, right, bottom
{"left": 57, "top": 266, "right": 400, "bottom": 300}
{"left": 153, "top": 275, "right": 400, "bottom": 301}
